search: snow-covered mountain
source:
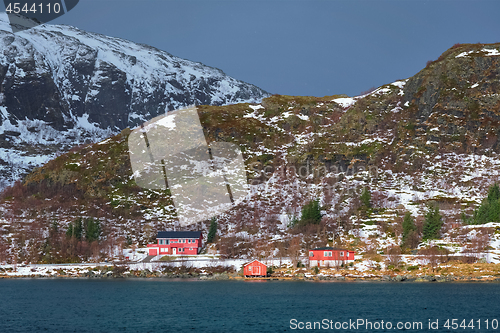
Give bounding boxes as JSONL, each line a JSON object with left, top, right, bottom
{"left": 0, "top": 13, "right": 269, "bottom": 187}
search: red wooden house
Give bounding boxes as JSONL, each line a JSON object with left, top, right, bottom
{"left": 147, "top": 231, "right": 203, "bottom": 256}
{"left": 243, "top": 260, "right": 267, "bottom": 277}
{"left": 309, "top": 247, "right": 355, "bottom": 268}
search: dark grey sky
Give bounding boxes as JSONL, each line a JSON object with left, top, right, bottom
{"left": 9, "top": 0, "right": 500, "bottom": 97}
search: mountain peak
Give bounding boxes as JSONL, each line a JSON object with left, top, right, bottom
{"left": 0, "top": 14, "right": 269, "bottom": 188}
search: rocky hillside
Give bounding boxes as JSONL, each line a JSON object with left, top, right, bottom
{"left": 0, "top": 13, "right": 269, "bottom": 187}
{"left": 1, "top": 42, "right": 500, "bottom": 264}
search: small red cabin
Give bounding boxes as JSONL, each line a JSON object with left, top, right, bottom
{"left": 309, "top": 247, "right": 355, "bottom": 268}
{"left": 243, "top": 260, "right": 267, "bottom": 277}
{"left": 147, "top": 231, "right": 203, "bottom": 256}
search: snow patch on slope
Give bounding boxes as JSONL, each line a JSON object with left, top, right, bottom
{"left": 456, "top": 48, "right": 500, "bottom": 58}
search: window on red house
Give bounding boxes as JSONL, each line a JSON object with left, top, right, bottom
{"left": 309, "top": 251, "right": 313, "bottom": 257}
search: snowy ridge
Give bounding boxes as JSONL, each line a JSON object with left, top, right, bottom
{"left": 0, "top": 13, "right": 269, "bottom": 188}
{"left": 332, "top": 79, "right": 407, "bottom": 110}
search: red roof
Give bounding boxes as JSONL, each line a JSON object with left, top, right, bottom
{"left": 243, "top": 259, "right": 267, "bottom": 267}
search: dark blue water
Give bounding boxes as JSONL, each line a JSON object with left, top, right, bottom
{"left": 0, "top": 279, "right": 499, "bottom": 332}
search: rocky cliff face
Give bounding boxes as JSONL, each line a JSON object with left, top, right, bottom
{"left": 0, "top": 13, "right": 269, "bottom": 187}
{"left": 403, "top": 44, "right": 500, "bottom": 152}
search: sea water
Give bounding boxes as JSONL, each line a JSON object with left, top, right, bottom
{"left": 0, "top": 279, "right": 499, "bottom": 332}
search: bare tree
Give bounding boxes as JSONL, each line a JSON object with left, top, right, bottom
{"left": 391, "top": 215, "right": 403, "bottom": 240}
{"left": 90, "top": 241, "right": 100, "bottom": 262}
{"left": 276, "top": 241, "right": 286, "bottom": 267}
{"left": 288, "top": 237, "right": 301, "bottom": 268}
{"left": 465, "top": 228, "right": 492, "bottom": 261}
{"left": 385, "top": 245, "right": 402, "bottom": 268}
{"left": 220, "top": 236, "right": 237, "bottom": 259}
{"left": 364, "top": 241, "right": 381, "bottom": 270}
{"left": 0, "top": 236, "right": 7, "bottom": 264}
{"left": 264, "top": 240, "right": 275, "bottom": 265}
{"left": 116, "top": 236, "right": 126, "bottom": 261}
{"left": 418, "top": 246, "right": 441, "bottom": 272}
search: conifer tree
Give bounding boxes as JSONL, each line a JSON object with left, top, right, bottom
{"left": 487, "top": 183, "right": 500, "bottom": 203}
{"left": 401, "top": 212, "right": 416, "bottom": 248}
{"left": 207, "top": 217, "right": 217, "bottom": 243}
{"left": 299, "top": 199, "right": 322, "bottom": 226}
{"left": 360, "top": 187, "right": 371, "bottom": 208}
{"left": 422, "top": 204, "right": 443, "bottom": 241}
{"left": 66, "top": 218, "right": 83, "bottom": 240}
{"left": 66, "top": 224, "right": 72, "bottom": 238}
{"left": 471, "top": 183, "right": 500, "bottom": 224}
{"left": 84, "top": 218, "right": 101, "bottom": 242}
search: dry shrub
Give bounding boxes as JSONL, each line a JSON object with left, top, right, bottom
{"left": 386, "top": 245, "right": 402, "bottom": 267}
{"left": 204, "top": 265, "right": 235, "bottom": 274}
{"left": 360, "top": 87, "right": 377, "bottom": 95}
{"left": 418, "top": 246, "right": 449, "bottom": 271}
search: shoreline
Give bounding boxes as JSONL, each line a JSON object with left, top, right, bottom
{"left": 1, "top": 273, "right": 499, "bottom": 282}
{"left": 2, "top": 261, "right": 500, "bottom": 282}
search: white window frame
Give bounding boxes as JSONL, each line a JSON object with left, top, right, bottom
{"left": 340, "top": 251, "right": 344, "bottom": 257}
{"left": 309, "top": 251, "right": 313, "bottom": 257}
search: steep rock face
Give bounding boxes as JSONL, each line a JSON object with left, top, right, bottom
{"left": 403, "top": 43, "right": 500, "bottom": 151}
{"left": 0, "top": 14, "right": 269, "bottom": 187}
